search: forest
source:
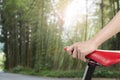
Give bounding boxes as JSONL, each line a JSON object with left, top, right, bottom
{"left": 0, "top": 0, "right": 120, "bottom": 78}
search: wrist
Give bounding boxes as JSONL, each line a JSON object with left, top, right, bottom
{"left": 89, "top": 38, "right": 100, "bottom": 48}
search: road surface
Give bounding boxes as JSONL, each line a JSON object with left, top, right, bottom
{"left": 0, "top": 72, "right": 80, "bottom": 80}
{"left": 0, "top": 72, "right": 117, "bottom": 80}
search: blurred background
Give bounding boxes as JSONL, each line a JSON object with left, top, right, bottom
{"left": 0, "top": 0, "right": 120, "bottom": 78}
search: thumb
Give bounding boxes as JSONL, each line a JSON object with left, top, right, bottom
{"left": 64, "top": 46, "right": 69, "bottom": 51}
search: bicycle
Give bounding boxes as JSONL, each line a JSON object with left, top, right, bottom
{"left": 64, "top": 48, "right": 120, "bottom": 80}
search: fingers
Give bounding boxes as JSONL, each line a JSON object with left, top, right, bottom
{"left": 78, "top": 50, "right": 81, "bottom": 59}
{"left": 64, "top": 46, "right": 87, "bottom": 62}
{"left": 72, "top": 48, "right": 78, "bottom": 58}
{"left": 64, "top": 46, "right": 78, "bottom": 59}
{"left": 77, "top": 50, "right": 86, "bottom": 62}
{"left": 81, "top": 55, "right": 87, "bottom": 62}
{"left": 77, "top": 49, "right": 87, "bottom": 62}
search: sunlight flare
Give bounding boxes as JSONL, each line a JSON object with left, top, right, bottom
{"left": 63, "top": 0, "right": 86, "bottom": 29}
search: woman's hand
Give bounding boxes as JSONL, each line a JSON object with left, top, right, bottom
{"left": 65, "top": 40, "right": 98, "bottom": 62}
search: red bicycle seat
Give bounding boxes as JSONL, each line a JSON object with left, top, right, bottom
{"left": 87, "top": 50, "right": 120, "bottom": 66}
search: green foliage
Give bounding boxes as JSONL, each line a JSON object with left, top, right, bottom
{"left": 94, "top": 67, "right": 120, "bottom": 78}
{"left": 0, "top": 52, "right": 5, "bottom": 70}
{"left": 10, "top": 65, "right": 35, "bottom": 75}
{"left": 11, "top": 65, "right": 25, "bottom": 73}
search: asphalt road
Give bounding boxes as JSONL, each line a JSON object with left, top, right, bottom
{"left": 0, "top": 72, "right": 117, "bottom": 80}
{"left": 0, "top": 72, "right": 81, "bottom": 80}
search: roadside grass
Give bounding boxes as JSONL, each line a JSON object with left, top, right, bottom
{"left": 8, "top": 65, "right": 120, "bottom": 78}
{"left": 9, "top": 66, "right": 84, "bottom": 78}
{"left": 35, "top": 70, "right": 84, "bottom": 78}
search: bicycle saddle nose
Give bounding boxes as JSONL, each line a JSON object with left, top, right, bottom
{"left": 87, "top": 50, "right": 120, "bottom": 66}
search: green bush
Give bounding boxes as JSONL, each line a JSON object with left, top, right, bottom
{"left": 11, "top": 66, "right": 24, "bottom": 73}
{"left": 10, "top": 65, "right": 35, "bottom": 75}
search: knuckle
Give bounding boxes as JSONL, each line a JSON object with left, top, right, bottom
{"left": 78, "top": 47, "right": 81, "bottom": 50}
{"left": 80, "top": 51, "right": 85, "bottom": 54}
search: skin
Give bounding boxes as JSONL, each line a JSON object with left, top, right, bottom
{"left": 65, "top": 11, "right": 120, "bottom": 62}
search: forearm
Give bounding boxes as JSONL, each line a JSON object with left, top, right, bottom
{"left": 91, "top": 11, "right": 120, "bottom": 47}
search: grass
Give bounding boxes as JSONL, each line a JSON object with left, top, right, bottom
{"left": 9, "top": 66, "right": 84, "bottom": 78}
{"left": 36, "top": 70, "right": 84, "bottom": 78}
{"left": 8, "top": 66, "right": 120, "bottom": 78}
